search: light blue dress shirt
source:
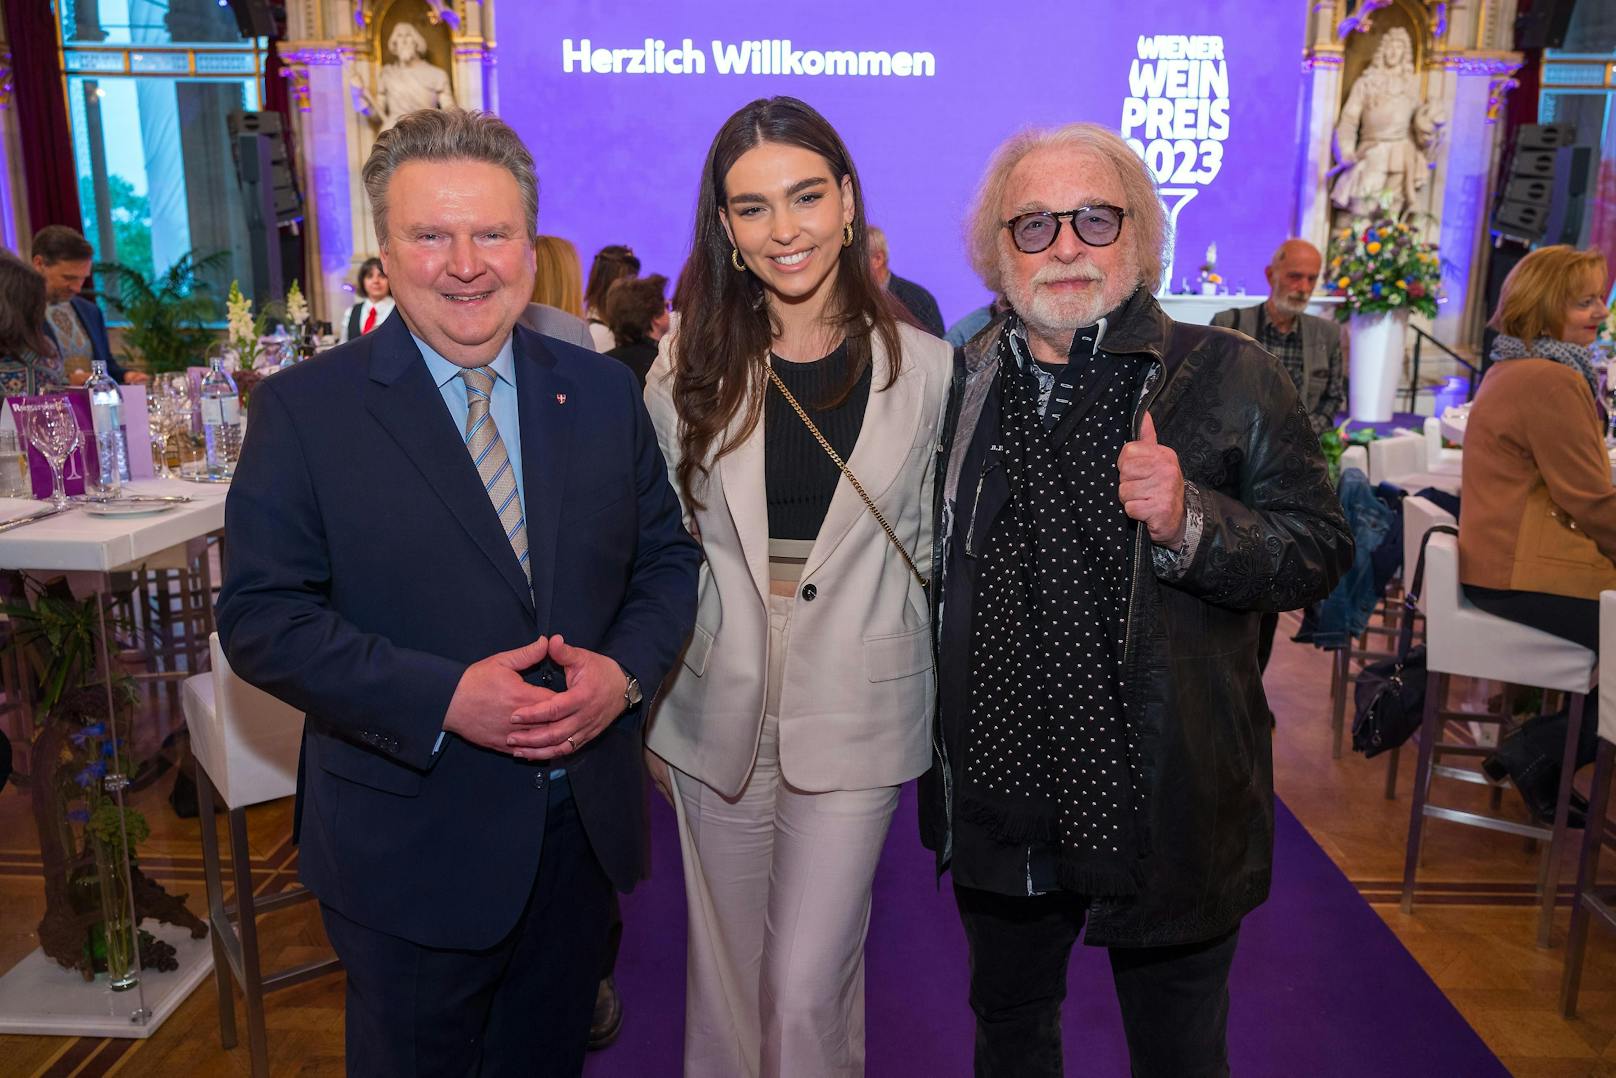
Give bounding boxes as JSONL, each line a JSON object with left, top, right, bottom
{"left": 416, "top": 333, "right": 554, "bottom": 771}
{"left": 414, "top": 332, "right": 525, "bottom": 513}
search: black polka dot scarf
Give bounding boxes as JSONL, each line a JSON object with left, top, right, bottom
{"left": 959, "top": 331, "right": 1146, "bottom": 897}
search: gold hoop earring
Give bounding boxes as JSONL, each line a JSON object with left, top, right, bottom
{"left": 731, "top": 247, "right": 746, "bottom": 272}
{"left": 842, "top": 223, "right": 854, "bottom": 248}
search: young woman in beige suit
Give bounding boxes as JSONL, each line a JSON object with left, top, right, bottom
{"left": 643, "top": 97, "right": 951, "bottom": 1078}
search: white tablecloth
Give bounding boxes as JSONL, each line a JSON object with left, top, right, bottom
{"left": 0, "top": 478, "right": 228, "bottom": 572}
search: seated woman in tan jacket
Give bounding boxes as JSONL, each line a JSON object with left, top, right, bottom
{"left": 1460, "top": 244, "right": 1612, "bottom": 821}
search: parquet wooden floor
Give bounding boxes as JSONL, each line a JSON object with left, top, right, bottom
{"left": 5, "top": 613, "right": 1616, "bottom": 1076}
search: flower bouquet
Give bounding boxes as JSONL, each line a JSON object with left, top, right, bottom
{"left": 1326, "top": 217, "right": 1443, "bottom": 321}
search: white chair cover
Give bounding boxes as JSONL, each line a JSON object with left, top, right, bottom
{"left": 1422, "top": 532, "right": 1596, "bottom": 692}
{"left": 181, "top": 633, "right": 304, "bottom": 808}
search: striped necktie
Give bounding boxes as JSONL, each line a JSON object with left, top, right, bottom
{"left": 459, "top": 366, "right": 529, "bottom": 580}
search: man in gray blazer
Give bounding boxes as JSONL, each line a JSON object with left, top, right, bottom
{"left": 1211, "top": 239, "right": 1344, "bottom": 439}
{"left": 1213, "top": 239, "right": 1345, "bottom": 672}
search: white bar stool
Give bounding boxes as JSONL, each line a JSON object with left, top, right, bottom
{"left": 183, "top": 632, "right": 339, "bottom": 1078}
{"left": 1560, "top": 590, "right": 1616, "bottom": 1015}
{"left": 1401, "top": 531, "right": 1597, "bottom": 946}
{"left": 1323, "top": 485, "right": 1442, "bottom": 764}
{"left": 1364, "top": 497, "right": 1457, "bottom": 799}
{"left": 1367, "top": 430, "right": 1461, "bottom": 494}
{"left": 1339, "top": 444, "right": 1368, "bottom": 479}
{"left": 1421, "top": 416, "right": 1463, "bottom": 478}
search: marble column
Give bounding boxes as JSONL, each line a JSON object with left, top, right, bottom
{"left": 1430, "top": 57, "right": 1521, "bottom": 344}
{"left": 279, "top": 47, "right": 360, "bottom": 323}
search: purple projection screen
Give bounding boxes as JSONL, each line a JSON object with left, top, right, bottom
{"left": 496, "top": 2, "right": 1308, "bottom": 328}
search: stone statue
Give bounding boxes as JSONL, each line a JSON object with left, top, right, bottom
{"left": 352, "top": 22, "right": 454, "bottom": 132}
{"left": 1330, "top": 28, "right": 1442, "bottom": 219}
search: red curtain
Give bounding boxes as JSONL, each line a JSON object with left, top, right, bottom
{"left": 3, "top": 0, "right": 82, "bottom": 239}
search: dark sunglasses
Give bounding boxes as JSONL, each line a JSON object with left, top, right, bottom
{"left": 1004, "top": 204, "right": 1127, "bottom": 254}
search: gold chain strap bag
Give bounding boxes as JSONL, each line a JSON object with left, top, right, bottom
{"left": 766, "top": 364, "right": 928, "bottom": 591}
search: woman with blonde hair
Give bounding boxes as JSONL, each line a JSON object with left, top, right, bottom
{"left": 643, "top": 96, "right": 950, "bottom": 1077}
{"left": 533, "top": 234, "right": 585, "bottom": 317}
{"left": 1462, "top": 244, "right": 1612, "bottom": 820}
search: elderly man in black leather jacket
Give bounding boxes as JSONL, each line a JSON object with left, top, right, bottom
{"left": 919, "top": 123, "right": 1353, "bottom": 1078}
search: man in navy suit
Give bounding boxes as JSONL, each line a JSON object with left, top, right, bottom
{"left": 216, "top": 109, "right": 700, "bottom": 1076}
{"left": 30, "top": 226, "right": 146, "bottom": 385}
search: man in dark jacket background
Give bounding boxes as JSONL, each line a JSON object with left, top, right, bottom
{"left": 920, "top": 122, "right": 1353, "bottom": 1078}
{"left": 868, "top": 224, "right": 946, "bottom": 336}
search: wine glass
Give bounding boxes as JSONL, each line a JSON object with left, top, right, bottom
{"left": 162, "top": 372, "right": 199, "bottom": 470}
{"left": 25, "top": 398, "right": 82, "bottom": 509}
{"left": 149, "top": 390, "right": 177, "bottom": 479}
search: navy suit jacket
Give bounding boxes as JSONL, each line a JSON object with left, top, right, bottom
{"left": 216, "top": 312, "right": 700, "bottom": 950}
{"left": 43, "top": 296, "right": 128, "bottom": 382}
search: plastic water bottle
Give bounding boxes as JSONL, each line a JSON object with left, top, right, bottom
{"left": 85, "top": 359, "right": 126, "bottom": 497}
{"left": 200, "top": 356, "right": 241, "bottom": 477}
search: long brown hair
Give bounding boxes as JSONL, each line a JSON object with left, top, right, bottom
{"left": 0, "top": 253, "right": 52, "bottom": 360}
{"left": 672, "top": 96, "right": 901, "bottom": 508}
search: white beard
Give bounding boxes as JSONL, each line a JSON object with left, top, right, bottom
{"left": 1270, "top": 293, "right": 1310, "bottom": 318}
{"left": 1001, "top": 251, "right": 1139, "bottom": 342}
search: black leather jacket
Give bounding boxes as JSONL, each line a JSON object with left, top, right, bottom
{"left": 919, "top": 289, "right": 1353, "bottom": 948}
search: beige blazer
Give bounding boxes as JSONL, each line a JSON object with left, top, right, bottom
{"left": 643, "top": 322, "right": 952, "bottom": 795}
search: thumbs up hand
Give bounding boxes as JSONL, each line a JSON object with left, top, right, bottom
{"left": 1117, "top": 411, "right": 1186, "bottom": 547}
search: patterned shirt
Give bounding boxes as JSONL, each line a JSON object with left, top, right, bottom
{"left": 1002, "top": 315, "right": 1203, "bottom": 578}
{"left": 45, "top": 303, "right": 95, "bottom": 376}
{"left": 1255, "top": 304, "right": 1307, "bottom": 403}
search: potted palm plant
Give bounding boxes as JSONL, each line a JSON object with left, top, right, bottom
{"left": 94, "top": 251, "right": 228, "bottom": 375}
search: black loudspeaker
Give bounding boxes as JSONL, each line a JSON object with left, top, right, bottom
{"left": 224, "top": 0, "right": 284, "bottom": 38}
{"left": 228, "top": 110, "right": 302, "bottom": 226}
{"left": 1543, "top": 145, "right": 1599, "bottom": 247}
{"left": 1515, "top": 0, "right": 1578, "bottom": 49}
{"left": 229, "top": 110, "right": 304, "bottom": 307}
{"left": 1491, "top": 124, "right": 1577, "bottom": 242}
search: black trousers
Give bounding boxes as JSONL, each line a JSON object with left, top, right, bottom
{"left": 1464, "top": 584, "right": 1601, "bottom": 779}
{"left": 1257, "top": 612, "right": 1279, "bottom": 673}
{"left": 320, "top": 782, "right": 613, "bottom": 1078}
{"left": 1463, "top": 584, "right": 1598, "bottom": 651}
{"left": 954, "top": 884, "right": 1239, "bottom": 1078}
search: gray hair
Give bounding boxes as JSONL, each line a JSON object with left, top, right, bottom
{"left": 362, "top": 108, "right": 539, "bottom": 245}
{"left": 965, "top": 122, "right": 1169, "bottom": 294}
{"left": 866, "top": 224, "right": 888, "bottom": 259}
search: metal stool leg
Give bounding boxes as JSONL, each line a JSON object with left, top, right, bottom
{"left": 197, "top": 767, "right": 238, "bottom": 1050}
{"left": 1539, "top": 693, "right": 1588, "bottom": 948}
{"left": 1562, "top": 738, "right": 1614, "bottom": 1016}
{"left": 1402, "top": 670, "right": 1447, "bottom": 913}
{"left": 228, "top": 806, "right": 271, "bottom": 1078}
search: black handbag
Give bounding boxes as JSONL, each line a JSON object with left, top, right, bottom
{"left": 1351, "top": 524, "right": 1457, "bottom": 758}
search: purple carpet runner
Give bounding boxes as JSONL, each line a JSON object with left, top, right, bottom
{"left": 587, "top": 785, "right": 1507, "bottom": 1076}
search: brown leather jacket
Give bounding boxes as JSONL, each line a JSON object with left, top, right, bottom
{"left": 1459, "top": 358, "right": 1616, "bottom": 600}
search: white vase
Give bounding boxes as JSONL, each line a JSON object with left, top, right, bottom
{"left": 1347, "top": 308, "right": 1409, "bottom": 422}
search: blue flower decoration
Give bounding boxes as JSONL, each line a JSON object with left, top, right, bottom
{"left": 1372, "top": 282, "right": 1383, "bottom": 296}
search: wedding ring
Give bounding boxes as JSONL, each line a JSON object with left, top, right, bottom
{"left": 565, "top": 736, "right": 577, "bottom": 752}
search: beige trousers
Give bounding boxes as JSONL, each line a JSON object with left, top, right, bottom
{"left": 670, "top": 593, "right": 901, "bottom": 1078}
